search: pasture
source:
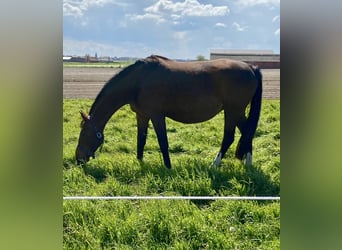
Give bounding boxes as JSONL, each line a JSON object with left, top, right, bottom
{"left": 63, "top": 97, "right": 280, "bottom": 249}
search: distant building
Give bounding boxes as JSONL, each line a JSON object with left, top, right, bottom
{"left": 63, "top": 55, "right": 115, "bottom": 63}
{"left": 63, "top": 56, "right": 87, "bottom": 62}
{"left": 97, "top": 56, "right": 111, "bottom": 62}
{"left": 210, "top": 49, "right": 280, "bottom": 69}
{"left": 63, "top": 56, "right": 72, "bottom": 61}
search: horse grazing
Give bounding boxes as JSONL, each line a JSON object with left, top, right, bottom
{"left": 76, "top": 55, "right": 262, "bottom": 168}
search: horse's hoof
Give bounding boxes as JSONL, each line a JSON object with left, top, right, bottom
{"left": 211, "top": 152, "right": 222, "bottom": 167}
{"left": 245, "top": 152, "right": 252, "bottom": 166}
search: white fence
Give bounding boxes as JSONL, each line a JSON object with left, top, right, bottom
{"left": 63, "top": 196, "right": 280, "bottom": 201}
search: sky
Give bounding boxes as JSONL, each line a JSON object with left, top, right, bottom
{"left": 63, "top": 0, "right": 280, "bottom": 59}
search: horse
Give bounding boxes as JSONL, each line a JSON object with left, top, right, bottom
{"left": 75, "top": 55, "right": 262, "bottom": 168}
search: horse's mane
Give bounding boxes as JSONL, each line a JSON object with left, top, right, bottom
{"left": 145, "top": 55, "right": 170, "bottom": 62}
{"left": 89, "top": 55, "right": 170, "bottom": 115}
{"left": 89, "top": 60, "right": 143, "bottom": 115}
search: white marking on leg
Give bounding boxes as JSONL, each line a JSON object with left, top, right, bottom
{"left": 211, "top": 152, "right": 222, "bottom": 167}
{"left": 245, "top": 152, "right": 252, "bottom": 166}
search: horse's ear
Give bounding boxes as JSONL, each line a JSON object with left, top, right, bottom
{"left": 80, "top": 110, "right": 90, "bottom": 121}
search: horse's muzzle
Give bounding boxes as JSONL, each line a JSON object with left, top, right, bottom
{"left": 75, "top": 145, "right": 94, "bottom": 164}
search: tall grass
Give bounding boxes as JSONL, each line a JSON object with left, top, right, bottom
{"left": 64, "top": 200, "right": 279, "bottom": 249}
{"left": 63, "top": 99, "right": 280, "bottom": 249}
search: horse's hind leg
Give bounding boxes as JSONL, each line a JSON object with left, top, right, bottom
{"left": 136, "top": 113, "right": 149, "bottom": 161}
{"left": 236, "top": 117, "right": 253, "bottom": 166}
{"left": 151, "top": 115, "right": 172, "bottom": 169}
{"left": 212, "top": 112, "right": 237, "bottom": 166}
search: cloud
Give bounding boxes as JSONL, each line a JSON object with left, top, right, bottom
{"left": 274, "top": 28, "right": 280, "bottom": 36}
{"left": 129, "top": 13, "right": 166, "bottom": 24}
{"left": 128, "top": 0, "right": 230, "bottom": 27}
{"left": 272, "top": 15, "right": 280, "bottom": 36}
{"left": 143, "top": 0, "right": 229, "bottom": 18}
{"left": 232, "top": 22, "right": 248, "bottom": 31}
{"left": 63, "top": 1, "right": 280, "bottom": 58}
{"left": 63, "top": 3, "right": 84, "bottom": 17}
{"left": 63, "top": 0, "right": 117, "bottom": 17}
{"left": 215, "top": 22, "right": 226, "bottom": 28}
{"left": 126, "top": 0, "right": 230, "bottom": 30}
{"left": 272, "top": 15, "right": 280, "bottom": 23}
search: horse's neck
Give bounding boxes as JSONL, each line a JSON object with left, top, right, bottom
{"left": 90, "top": 82, "right": 134, "bottom": 131}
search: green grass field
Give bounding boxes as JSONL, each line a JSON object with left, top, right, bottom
{"left": 63, "top": 99, "right": 280, "bottom": 249}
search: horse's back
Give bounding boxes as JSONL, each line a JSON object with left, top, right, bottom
{"left": 143, "top": 56, "right": 258, "bottom": 100}
{"left": 145, "top": 55, "right": 252, "bottom": 73}
{"left": 132, "top": 56, "right": 258, "bottom": 123}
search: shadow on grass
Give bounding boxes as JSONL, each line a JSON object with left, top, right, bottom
{"left": 63, "top": 155, "right": 279, "bottom": 200}
{"left": 209, "top": 163, "right": 279, "bottom": 197}
{"left": 137, "top": 158, "right": 279, "bottom": 197}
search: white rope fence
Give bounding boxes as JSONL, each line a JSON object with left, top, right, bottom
{"left": 63, "top": 196, "right": 280, "bottom": 201}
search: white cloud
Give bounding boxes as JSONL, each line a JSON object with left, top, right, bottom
{"left": 129, "top": 13, "right": 166, "bottom": 24}
{"left": 129, "top": 0, "right": 229, "bottom": 25}
{"left": 232, "top": 22, "right": 248, "bottom": 31}
{"left": 63, "top": 3, "right": 84, "bottom": 17}
{"left": 144, "top": 0, "right": 229, "bottom": 17}
{"left": 215, "top": 22, "right": 226, "bottom": 28}
{"left": 274, "top": 28, "right": 280, "bottom": 36}
{"left": 171, "top": 14, "right": 181, "bottom": 20}
{"left": 272, "top": 15, "right": 280, "bottom": 23}
{"left": 63, "top": 1, "right": 280, "bottom": 58}
{"left": 272, "top": 15, "right": 280, "bottom": 36}
{"left": 63, "top": 0, "right": 116, "bottom": 17}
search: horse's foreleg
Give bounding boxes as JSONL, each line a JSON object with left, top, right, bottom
{"left": 212, "top": 112, "right": 237, "bottom": 167}
{"left": 137, "top": 114, "right": 149, "bottom": 161}
{"left": 151, "top": 115, "right": 171, "bottom": 169}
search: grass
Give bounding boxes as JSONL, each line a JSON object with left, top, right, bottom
{"left": 63, "top": 99, "right": 280, "bottom": 249}
{"left": 64, "top": 200, "right": 279, "bottom": 249}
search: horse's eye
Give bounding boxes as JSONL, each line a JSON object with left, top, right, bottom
{"left": 96, "top": 132, "right": 102, "bottom": 139}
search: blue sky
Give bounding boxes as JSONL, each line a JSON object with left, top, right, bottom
{"left": 63, "top": 0, "right": 280, "bottom": 59}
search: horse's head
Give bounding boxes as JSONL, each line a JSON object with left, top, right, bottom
{"left": 75, "top": 111, "right": 104, "bottom": 164}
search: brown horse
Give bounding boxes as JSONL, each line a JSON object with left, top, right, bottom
{"left": 76, "top": 55, "right": 262, "bottom": 168}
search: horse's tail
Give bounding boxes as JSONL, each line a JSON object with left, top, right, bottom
{"left": 235, "top": 65, "right": 262, "bottom": 161}
{"left": 248, "top": 65, "right": 262, "bottom": 134}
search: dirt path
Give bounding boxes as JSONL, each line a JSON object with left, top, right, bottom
{"left": 63, "top": 67, "right": 280, "bottom": 99}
